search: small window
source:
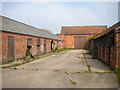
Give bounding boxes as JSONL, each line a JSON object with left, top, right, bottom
{"left": 27, "top": 38, "right": 32, "bottom": 46}
{"left": 37, "top": 39, "right": 40, "bottom": 46}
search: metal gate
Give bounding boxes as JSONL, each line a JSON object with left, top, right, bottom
{"left": 8, "top": 36, "right": 15, "bottom": 61}
{"left": 37, "top": 39, "right": 41, "bottom": 56}
{"left": 74, "top": 36, "right": 86, "bottom": 49}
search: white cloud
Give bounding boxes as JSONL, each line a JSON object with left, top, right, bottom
{"left": 1, "top": 0, "right": 120, "bottom": 2}
{"left": 2, "top": 2, "right": 117, "bottom": 34}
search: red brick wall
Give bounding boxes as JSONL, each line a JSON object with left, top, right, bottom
{"left": 93, "top": 37, "right": 118, "bottom": 69}
{"left": 57, "top": 40, "right": 64, "bottom": 49}
{"left": 116, "top": 33, "right": 120, "bottom": 68}
{"left": 97, "top": 45, "right": 116, "bottom": 68}
{"left": 2, "top": 32, "right": 64, "bottom": 63}
{"left": 110, "top": 46, "right": 116, "bottom": 68}
{"left": 104, "top": 46, "right": 110, "bottom": 65}
{"left": 90, "top": 25, "right": 120, "bottom": 69}
{"left": 0, "top": 31, "right": 2, "bottom": 64}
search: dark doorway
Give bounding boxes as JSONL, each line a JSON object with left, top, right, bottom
{"left": 27, "top": 38, "right": 32, "bottom": 50}
{"left": 8, "top": 36, "right": 15, "bottom": 61}
{"left": 37, "top": 39, "right": 41, "bottom": 56}
{"left": 44, "top": 40, "right": 46, "bottom": 53}
{"left": 51, "top": 40, "right": 54, "bottom": 51}
{"left": 74, "top": 36, "right": 87, "bottom": 49}
{"left": 27, "top": 38, "right": 34, "bottom": 58}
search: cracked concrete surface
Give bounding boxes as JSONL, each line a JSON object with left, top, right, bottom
{"left": 2, "top": 49, "right": 118, "bottom": 88}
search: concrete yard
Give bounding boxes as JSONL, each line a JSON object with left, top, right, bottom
{"left": 2, "top": 50, "right": 118, "bottom": 88}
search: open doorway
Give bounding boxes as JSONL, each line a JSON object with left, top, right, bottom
{"left": 51, "top": 40, "right": 54, "bottom": 51}
{"left": 44, "top": 40, "right": 46, "bottom": 53}
{"left": 37, "top": 39, "right": 41, "bottom": 56}
{"left": 27, "top": 38, "right": 34, "bottom": 58}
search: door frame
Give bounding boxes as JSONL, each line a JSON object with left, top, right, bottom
{"left": 8, "top": 36, "right": 15, "bottom": 61}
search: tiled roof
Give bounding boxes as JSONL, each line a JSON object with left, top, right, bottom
{"left": 93, "top": 22, "right": 120, "bottom": 39}
{"left": 0, "top": 16, "right": 63, "bottom": 41}
{"left": 61, "top": 26, "right": 107, "bottom": 35}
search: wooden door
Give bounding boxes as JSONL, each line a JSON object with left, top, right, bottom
{"left": 8, "top": 36, "right": 15, "bottom": 61}
{"left": 74, "top": 36, "right": 86, "bottom": 49}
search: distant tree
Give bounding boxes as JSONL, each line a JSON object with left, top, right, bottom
{"left": 41, "top": 28, "right": 52, "bottom": 33}
{"left": 56, "top": 33, "right": 59, "bottom": 35}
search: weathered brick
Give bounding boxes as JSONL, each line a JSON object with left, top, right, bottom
{"left": 1, "top": 32, "right": 64, "bottom": 63}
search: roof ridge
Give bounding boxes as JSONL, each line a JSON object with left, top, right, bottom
{"left": 62, "top": 25, "right": 107, "bottom": 27}
{"left": 1, "top": 15, "right": 44, "bottom": 32}
{"left": 1, "top": 15, "right": 63, "bottom": 41}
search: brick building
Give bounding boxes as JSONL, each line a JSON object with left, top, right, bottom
{"left": 59, "top": 26, "right": 107, "bottom": 49}
{"left": 90, "top": 22, "right": 120, "bottom": 69}
{"left": 0, "top": 16, "right": 64, "bottom": 63}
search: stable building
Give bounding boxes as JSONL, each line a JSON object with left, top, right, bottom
{"left": 90, "top": 22, "right": 120, "bottom": 69}
{"left": 59, "top": 26, "right": 107, "bottom": 49}
{"left": 0, "top": 16, "right": 64, "bottom": 63}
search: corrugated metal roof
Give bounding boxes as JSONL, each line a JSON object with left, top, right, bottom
{"left": 0, "top": 16, "right": 63, "bottom": 41}
{"left": 61, "top": 26, "right": 107, "bottom": 35}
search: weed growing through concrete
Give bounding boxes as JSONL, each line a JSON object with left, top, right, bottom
{"left": 76, "top": 72, "right": 81, "bottom": 74}
{"left": 83, "top": 53, "right": 92, "bottom": 72}
{"left": 65, "top": 71, "right": 77, "bottom": 86}
{"left": 65, "top": 72, "right": 69, "bottom": 75}
{"left": 87, "top": 64, "right": 92, "bottom": 72}
{"left": 53, "top": 70, "right": 59, "bottom": 71}
{"left": 114, "top": 68, "right": 120, "bottom": 83}
{"left": 69, "top": 78, "right": 77, "bottom": 85}
{"left": 35, "top": 69, "right": 39, "bottom": 70}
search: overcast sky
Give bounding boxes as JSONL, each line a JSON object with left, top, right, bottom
{"left": 2, "top": 2, "right": 118, "bottom": 34}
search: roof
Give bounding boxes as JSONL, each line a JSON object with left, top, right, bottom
{"left": 60, "top": 26, "right": 107, "bottom": 35}
{"left": 0, "top": 16, "right": 63, "bottom": 41}
{"left": 93, "top": 21, "right": 120, "bottom": 39}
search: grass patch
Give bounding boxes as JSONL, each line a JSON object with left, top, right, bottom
{"left": 2, "top": 63, "right": 23, "bottom": 69}
{"left": 57, "top": 48, "right": 71, "bottom": 52}
{"left": 76, "top": 72, "right": 81, "bottom": 74}
{"left": 2, "top": 48, "right": 71, "bottom": 69}
{"left": 2, "top": 52, "right": 55, "bottom": 69}
{"left": 93, "top": 71, "right": 113, "bottom": 73}
{"left": 114, "top": 68, "right": 120, "bottom": 83}
{"left": 84, "top": 70, "right": 89, "bottom": 73}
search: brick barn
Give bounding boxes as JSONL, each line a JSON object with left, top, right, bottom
{"left": 90, "top": 22, "right": 120, "bottom": 69}
{"left": 0, "top": 16, "right": 64, "bottom": 63}
{"left": 59, "top": 26, "right": 107, "bottom": 49}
